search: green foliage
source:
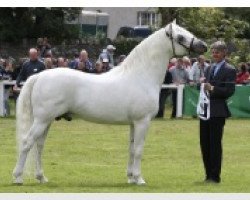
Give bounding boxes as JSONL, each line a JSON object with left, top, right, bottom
{"left": 158, "top": 8, "right": 250, "bottom": 63}
{"left": 0, "top": 7, "right": 81, "bottom": 43}
{"left": 159, "top": 8, "right": 249, "bottom": 41}
{"left": 228, "top": 39, "right": 250, "bottom": 66}
{"left": 114, "top": 38, "right": 140, "bottom": 56}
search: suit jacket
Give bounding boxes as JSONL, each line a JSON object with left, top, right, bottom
{"left": 204, "top": 62, "right": 236, "bottom": 118}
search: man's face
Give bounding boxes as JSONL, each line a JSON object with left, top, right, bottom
{"left": 176, "top": 60, "right": 183, "bottom": 68}
{"left": 212, "top": 49, "right": 225, "bottom": 63}
{"left": 80, "top": 52, "right": 88, "bottom": 61}
{"left": 29, "top": 51, "right": 38, "bottom": 61}
{"left": 107, "top": 49, "right": 114, "bottom": 54}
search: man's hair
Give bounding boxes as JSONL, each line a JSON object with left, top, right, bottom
{"left": 211, "top": 41, "right": 227, "bottom": 52}
{"left": 29, "top": 48, "right": 38, "bottom": 54}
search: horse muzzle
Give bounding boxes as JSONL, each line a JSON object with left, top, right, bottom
{"left": 191, "top": 40, "right": 208, "bottom": 54}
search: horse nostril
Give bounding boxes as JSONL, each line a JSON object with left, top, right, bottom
{"left": 203, "top": 44, "right": 208, "bottom": 52}
{"left": 201, "top": 42, "right": 208, "bottom": 52}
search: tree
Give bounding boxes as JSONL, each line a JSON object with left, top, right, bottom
{"left": 158, "top": 7, "right": 250, "bottom": 64}
{"left": 158, "top": 8, "right": 248, "bottom": 41}
{"left": 0, "top": 7, "right": 82, "bottom": 43}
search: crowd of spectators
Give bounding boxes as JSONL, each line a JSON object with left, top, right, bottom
{"left": 0, "top": 38, "right": 126, "bottom": 83}
{"left": 1, "top": 37, "right": 250, "bottom": 118}
{"left": 0, "top": 37, "right": 126, "bottom": 116}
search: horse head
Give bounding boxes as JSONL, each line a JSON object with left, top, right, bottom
{"left": 165, "top": 21, "right": 207, "bottom": 56}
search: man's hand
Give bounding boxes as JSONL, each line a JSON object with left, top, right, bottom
{"left": 200, "top": 77, "right": 206, "bottom": 83}
{"left": 204, "top": 83, "right": 214, "bottom": 91}
{"left": 13, "top": 85, "right": 21, "bottom": 93}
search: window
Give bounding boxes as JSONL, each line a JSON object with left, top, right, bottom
{"left": 137, "top": 11, "right": 159, "bottom": 28}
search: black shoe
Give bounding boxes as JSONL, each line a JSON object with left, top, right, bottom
{"left": 204, "top": 178, "right": 220, "bottom": 184}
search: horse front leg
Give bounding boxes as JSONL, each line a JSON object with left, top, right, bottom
{"left": 132, "top": 117, "right": 150, "bottom": 185}
{"left": 127, "top": 124, "right": 135, "bottom": 183}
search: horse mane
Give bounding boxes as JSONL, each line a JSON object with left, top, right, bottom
{"left": 117, "top": 28, "right": 171, "bottom": 73}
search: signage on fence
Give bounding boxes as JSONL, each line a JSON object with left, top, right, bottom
{"left": 183, "top": 85, "right": 250, "bottom": 118}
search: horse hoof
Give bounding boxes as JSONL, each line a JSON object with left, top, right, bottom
{"left": 127, "top": 177, "right": 136, "bottom": 184}
{"left": 135, "top": 177, "right": 146, "bottom": 185}
{"left": 13, "top": 177, "right": 23, "bottom": 185}
{"left": 36, "top": 175, "right": 49, "bottom": 184}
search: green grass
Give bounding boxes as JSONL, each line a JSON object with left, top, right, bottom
{"left": 0, "top": 105, "right": 250, "bottom": 192}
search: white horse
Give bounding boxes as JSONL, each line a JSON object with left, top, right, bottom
{"left": 13, "top": 21, "right": 207, "bottom": 185}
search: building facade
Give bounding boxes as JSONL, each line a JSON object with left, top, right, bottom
{"left": 84, "top": 7, "right": 161, "bottom": 40}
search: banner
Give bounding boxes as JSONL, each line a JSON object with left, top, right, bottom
{"left": 183, "top": 85, "right": 250, "bottom": 118}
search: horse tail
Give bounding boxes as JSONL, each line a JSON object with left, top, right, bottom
{"left": 16, "top": 74, "right": 39, "bottom": 176}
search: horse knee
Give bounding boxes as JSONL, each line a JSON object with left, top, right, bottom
{"left": 21, "top": 138, "right": 35, "bottom": 152}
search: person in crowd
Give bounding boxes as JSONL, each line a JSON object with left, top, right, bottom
{"left": 14, "top": 48, "right": 45, "bottom": 90}
{"left": 200, "top": 41, "right": 236, "bottom": 184}
{"left": 183, "top": 56, "right": 192, "bottom": 80}
{"left": 11, "top": 58, "right": 26, "bottom": 80}
{"left": 155, "top": 67, "right": 172, "bottom": 118}
{"left": 44, "top": 57, "right": 54, "bottom": 69}
{"left": 64, "top": 58, "right": 69, "bottom": 68}
{"left": 36, "top": 38, "right": 44, "bottom": 52}
{"left": 76, "top": 61, "right": 86, "bottom": 72}
{"left": 246, "top": 62, "right": 250, "bottom": 73}
{"left": 169, "top": 58, "right": 189, "bottom": 118}
{"left": 57, "top": 57, "right": 67, "bottom": 68}
{"left": 0, "top": 59, "right": 14, "bottom": 116}
{"left": 190, "top": 57, "right": 198, "bottom": 66}
{"left": 98, "top": 44, "right": 116, "bottom": 69}
{"left": 40, "top": 37, "right": 51, "bottom": 58}
{"left": 236, "top": 63, "right": 249, "bottom": 84}
{"left": 190, "top": 55, "right": 210, "bottom": 84}
{"left": 117, "top": 54, "right": 126, "bottom": 66}
{"left": 94, "top": 61, "right": 103, "bottom": 74}
{"left": 79, "top": 50, "right": 94, "bottom": 73}
{"left": 101, "top": 58, "right": 111, "bottom": 73}
{"left": 44, "top": 49, "right": 53, "bottom": 58}
{"left": 0, "top": 58, "right": 4, "bottom": 70}
{"left": 0, "top": 59, "right": 14, "bottom": 80}
{"left": 69, "top": 52, "right": 80, "bottom": 69}
{"left": 168, "top": 57, "right": 177, "bottom": 69}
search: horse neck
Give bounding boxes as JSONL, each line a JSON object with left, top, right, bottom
{"left": 121, "top": 29, "right": 173, "bottom": 88}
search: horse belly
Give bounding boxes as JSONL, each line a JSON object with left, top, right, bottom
{"left": 72, "top": 99, "right": 132, "bottom": 124}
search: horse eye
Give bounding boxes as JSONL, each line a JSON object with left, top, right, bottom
{"left": 177, "top": 35, "right": 184, "bottom": 43}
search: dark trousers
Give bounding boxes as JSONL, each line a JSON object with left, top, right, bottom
{"left": 200, "top": 117, "right": 225, "bottom": 182}
{"left": 171, "top": 90, "right": 177, "bottom": 118}
{"left": 156, "top": 89, "right": 170, "bottom": 118}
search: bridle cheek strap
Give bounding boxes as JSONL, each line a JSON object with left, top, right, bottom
{"left": 165, "top": 24, "right": 195, "bottom": 57}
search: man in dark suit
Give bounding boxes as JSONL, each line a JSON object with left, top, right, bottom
{"left": 14, "top": 48, "right": 45, "bottom": 88}
{"left": 200, "top": 41, "right": 236, "bottom": 183}
{"left": 155, "top": 69, "right": 172, "bottom": 118}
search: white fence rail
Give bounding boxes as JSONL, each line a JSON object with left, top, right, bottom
{"left": 0, "top": 81, "right": 184, "bottom": 117}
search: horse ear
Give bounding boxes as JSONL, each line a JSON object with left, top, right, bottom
{"left": 172, "top": 19, "right": 176, "bottom": 24}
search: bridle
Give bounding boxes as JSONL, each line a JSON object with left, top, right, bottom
{"left": 165, "top": 23, "right": 195, "bottom": 57}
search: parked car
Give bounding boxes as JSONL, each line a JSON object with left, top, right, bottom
{"left": 116, "top": 26, "right": 152, "bottom": 40}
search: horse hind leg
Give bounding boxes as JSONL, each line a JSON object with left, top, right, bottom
{"left": 13, "top": 121, "right": 49, "bottom": 184}
{"left": 35, "top": 124, "right": 51, "bottom": 183}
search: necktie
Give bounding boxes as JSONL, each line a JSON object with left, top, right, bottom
{"left": 213, "top": 65, "right": 219, "bottom": 77}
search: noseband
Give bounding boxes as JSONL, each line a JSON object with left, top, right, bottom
{"left": 165, "top": 23, "right": 195, "bottom": 57}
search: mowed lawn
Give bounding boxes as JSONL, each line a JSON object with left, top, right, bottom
{"left": 0, "top": 112, "right": 250, "bottom": 192}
